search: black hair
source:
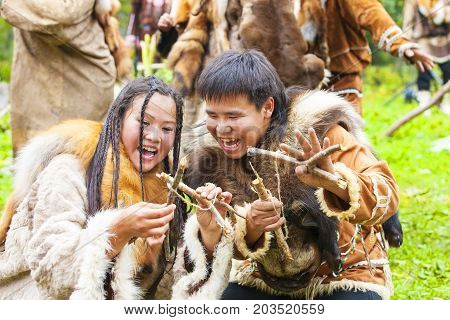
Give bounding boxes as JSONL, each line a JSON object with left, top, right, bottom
{"left": 86, "top": 76, "right": 184, "bottom": 218}
{"left": 196, "top": 49, "right": 289, "bottom": 143}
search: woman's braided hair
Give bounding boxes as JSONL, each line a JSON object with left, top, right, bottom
{"left": 86, "top": 76, "right": 184, "bottom": 230}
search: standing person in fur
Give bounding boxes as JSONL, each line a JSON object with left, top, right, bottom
{"left": 403, "top": 0, "right": 450, "bottom": 114}
{"left": 0, "top": 0, "right": 121, "bottom": 153}
{"left": 296, "top": 0, "right": 435, "bottom": 114}
{"left": 186, "top": 50, "right": 399, "bottom": 300}
{"left": 0, "top": 76, "right": 234, "bottom": 300}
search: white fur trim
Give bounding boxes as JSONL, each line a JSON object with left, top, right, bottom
{"left": 111, "top": 244, "right": 142, "bottom": 299}
{"left": 333, "top": 88, "right": 363, "bottom": 98}
{"left": 232, "top": 265, "right": 391, "bottom": 299}
{"left": 301, "top": 20, "right": 318, "bottom": 43}
{"left": 234, "top": 203, "right": 273, "bottom": 261}
{"left": 398, "top": 42, "right": 421, "bottom": 58}
{"left": 70, "top": 209, "right": 141, "bottom": 300}
{"left": 378, "top": 26, "right": 402, "bottom": 50}
{"left": 315, "top": 162, "right": 360, "bottom": 221}
{"left": 172, "top": 215, "right": 234, "bottom": 299}
{"left": 361, "top": 174, "right": 392, "bottom": 226}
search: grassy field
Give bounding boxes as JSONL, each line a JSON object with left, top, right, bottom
{"left": 0, "top": 65, "right": 449, "bottom": 299}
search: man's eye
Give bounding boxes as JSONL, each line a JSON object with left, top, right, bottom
{"left": 142, "top": 121, "right": 150, "bottom": 126}
{"left": 163, "top": 127, "right": 174, "bottom": 132}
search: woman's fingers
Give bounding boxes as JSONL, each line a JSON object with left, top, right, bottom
{"left": 252, "top": 198, "right": 283, "bottom": 212}
{"left": 295, "top": 130, "right": 312, "bottom": 154}
{"left": 146, "top": 235, "right": 166, "bottom": 247}
{"left": 144, "top": 223, "right": 170, "bottom": 237}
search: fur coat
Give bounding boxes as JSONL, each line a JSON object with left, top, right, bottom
{"left": 0, "top": 120, "right": 234, "bottom": 299}
{"left": 185, "top": 90, "right": 399, "bottom": 299}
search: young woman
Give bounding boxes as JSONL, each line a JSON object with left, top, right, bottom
{"left": 0, "top": 76, "right": 234, "bottom": 299}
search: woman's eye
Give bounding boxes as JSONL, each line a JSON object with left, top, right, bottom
{"left": 143, "top": 121, "right": 150, "bottom": 126}
{"left": 163, "top": 127, "right": 174, "bottom": 132}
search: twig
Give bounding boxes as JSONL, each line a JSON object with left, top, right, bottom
{"left": 164, "top": 156, "right": 188, "bottom": 262}
{"left": 247, "top": 145, "right": 348, "bottom": 190}
{"left": 384, "top": 81, "right": 450, "bottom": 137}
{"left": 157, "top": 173, "right": 232, "bottom": 235}
{"left": 249, "top": 162, "right": 294, "bottom": 261}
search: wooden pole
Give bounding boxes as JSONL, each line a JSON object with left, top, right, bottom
{"left": 384, "top": 81, "right": 450, "bottom": 137}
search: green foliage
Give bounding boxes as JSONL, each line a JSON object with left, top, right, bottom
{"left": 362, "top": 65, "right": 450, "bottom": 300}
{"left": 0, "top": 113, "right": 12, "bottom": 210}
{"left": 0, "top": 18, "right": 13, "bottom": 82}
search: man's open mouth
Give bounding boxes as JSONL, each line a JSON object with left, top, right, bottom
{"left": 218, "top": 138, "right": 241, "bottom": 152}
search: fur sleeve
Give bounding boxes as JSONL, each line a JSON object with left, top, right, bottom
{"left": 317, "top": 126, "right": 399, "bottom": 226}
{"left": 19, "top": 154, "right": 140, "bottom": 299}
{"left": 233, "top": 203, "right": 273, "bottom": 261}
{"left": 340, "top": 0, "right": 413, "bottom": 57}
{"left": 172, "top": 215, "right": 234, "bottom": 299}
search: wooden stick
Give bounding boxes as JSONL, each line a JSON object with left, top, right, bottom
{"left": 247, "top": 145, "right": 348, "bottom": 189}
{"left": 164, "top": 156, "right": 188, "bottom": 262}
{"left": 157, "top": 173, "right": 231, "bottom": 235}
{"left": 384, "top": 81, "right": 450, "bottom": 137}
{"left": 249, "top": 162, "right": 294, "bottom": 261}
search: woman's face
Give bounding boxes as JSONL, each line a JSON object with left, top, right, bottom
{"left": 121, "top": 93, "right": 177, "bottom": 173}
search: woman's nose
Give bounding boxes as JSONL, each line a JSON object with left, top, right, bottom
{"left": 144, "top": 126, "right": 160, "bottom": 143}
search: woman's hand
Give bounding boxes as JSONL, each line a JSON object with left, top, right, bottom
{"left": 195, "top": 183, "right": 232, "bottom": 253}
{"left": 280, "top": 128, "right": 349, "bottom": 202}
{"left": 107, "top": 202, "right": 175, "bottom": 258}
{"left": 405, "top": 48, "right": 434, "bottom": 73}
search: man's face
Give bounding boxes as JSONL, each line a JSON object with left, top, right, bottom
{"left": 206, "top": 95, "right": 273, "bottom": 159}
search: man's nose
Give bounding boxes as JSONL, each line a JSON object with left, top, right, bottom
{"left": 216, "top": 121, "right": 232, "bottom": 135}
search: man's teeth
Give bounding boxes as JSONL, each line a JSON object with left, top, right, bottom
{"left": 221, "top": 138, "right": 239, "bottom": 147}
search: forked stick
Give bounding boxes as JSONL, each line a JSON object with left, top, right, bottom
{"left": 157, "top": 172, "right": 232, "bottom": 235}
{"left": 249, "top": 162, "right": 294, "bottom": 261}
{"left": 247, "top": 144, "right": 348, "bottom": 190}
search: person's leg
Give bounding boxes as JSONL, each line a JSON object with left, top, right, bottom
{"left": 221, "top": 282, "right": 288, "bottom": 300}
{"left": 417, "top": 70, "right": 432, "bottom": 91}
{"left": 316, "top": 289, "right": 382, "bottom": 300}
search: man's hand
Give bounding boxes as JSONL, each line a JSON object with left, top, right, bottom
{"left": 280, "top": 128, "right": 350, "bottom": 202}
{"left": 245, "top": 197, "right": 284, "bottom": 247}
{"left": 158, "top": 13, "right": 174, "bottom": 32}
{"left": 405, "top": 48, "right": 434, "bottom": 72}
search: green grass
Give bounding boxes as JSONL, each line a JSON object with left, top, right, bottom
{"left": 362, "top": 65, "right": 450, "bottom": 299}
{"left": 0, "top": 65, "right": 448, "bottom": 299}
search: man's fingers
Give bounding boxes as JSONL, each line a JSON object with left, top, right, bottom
{"left": 141, "top": 205, "right": 176, "bottom": 220}
{"left": 263, "top": 217, "right": 286, "bottom": 232}
{"left": 280, "top": 143, "right": 305, "bottom": 161}
{"left": 144, "top": 223, "right": 170, "bottom": 237}
{"left": 416, "top": 61, "right": 424, "bottom": 73}
{"left": 219, "top": 191, "right": 233, "bottom": 204}
{"left": 295, "top": 130, "right": 312, "bottom": 153}
{"left": 323, "top": 137, "right": 331, "bottom": 149}
{"left": 252, "top": 198, "right": 282, "bottom": 212}
{"left": 308, "top": 127, "right": 322, "bottom": 153}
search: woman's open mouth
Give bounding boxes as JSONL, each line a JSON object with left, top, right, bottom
{"left": 141, "top": 146, "right": 158, "bottom": 160}
{"left": 218, "top": 138, "right": 241, "bottom": 152}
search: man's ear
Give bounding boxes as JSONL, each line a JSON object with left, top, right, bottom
{"left": 262, "top": 97, "right": 275, "bottom": 119}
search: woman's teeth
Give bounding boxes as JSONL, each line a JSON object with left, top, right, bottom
{"left": 142, "top": 146, "right": 158, "bottom": 156}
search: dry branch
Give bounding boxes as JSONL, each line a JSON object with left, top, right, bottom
{"left": 157, "top": 172, "right": 232, "bottom": 235}
{"left": 247, "top": 144, "right": 348, "bottom": 190}
{"left": 249, "top": 162, "right": 294, "bottom": 261}
{"left": 384, "top": 81, "right": 450, "bottom": 137}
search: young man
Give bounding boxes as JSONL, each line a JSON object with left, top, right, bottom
{"left": 185, "top": 50, "right": 399, "bottom": 299}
